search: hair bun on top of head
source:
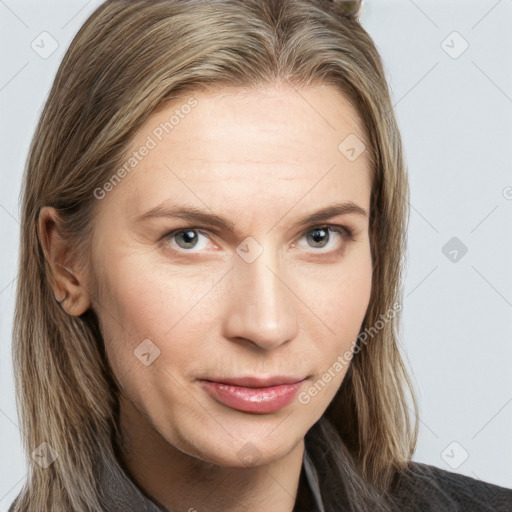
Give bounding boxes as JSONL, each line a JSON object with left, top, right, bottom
{"left": 327, "top": 0, "right": 363, "bottom": 18}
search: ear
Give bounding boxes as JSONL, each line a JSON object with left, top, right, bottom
{"left": 38, "top": 206, "right": 92, "bottom": 316}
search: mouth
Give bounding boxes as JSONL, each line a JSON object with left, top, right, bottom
{"left": 199, "top": 375, "right": 308, "bottom": 414}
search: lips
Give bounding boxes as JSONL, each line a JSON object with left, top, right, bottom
{"left": 200, "top": 375, "right": 307, "bottom": 414}
{"left": 204, "top": 375, "right": 306, "bottom": 388}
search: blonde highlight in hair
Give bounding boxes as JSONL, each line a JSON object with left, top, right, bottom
{"left": 11, "top": 1, "right": 417, "bottom": 510}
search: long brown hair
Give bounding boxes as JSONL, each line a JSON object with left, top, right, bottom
{"left": 10, "top": 1, "right": 417, "bottom": 510}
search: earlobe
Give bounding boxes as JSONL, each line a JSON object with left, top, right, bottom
{"left": 38, "top": 206, "right": 92, "bottom": 316}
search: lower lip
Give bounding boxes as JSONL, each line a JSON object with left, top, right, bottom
{"left": 200, "top": 380, "right": 304, "bottom": 414}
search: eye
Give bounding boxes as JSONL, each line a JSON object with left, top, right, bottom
{"left": 297, "top": 224, "right": 354, "bottom": 252}
{"left": 164, "top": 228, "right": 211, "bottom": 252}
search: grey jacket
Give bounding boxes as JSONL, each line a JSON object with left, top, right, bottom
{"left": 98, "top": 448, "right": 324, "bottom": 512}
{"left": 97, "top": 447, "right": 512, "bottom": 511}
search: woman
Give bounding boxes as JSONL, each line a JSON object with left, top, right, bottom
{"left": 9, "top": 0, "right": 512, "bottom": 511}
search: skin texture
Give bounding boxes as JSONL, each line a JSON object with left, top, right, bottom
{"left": 39, "top": 83, "right": 373, "bottom": 512}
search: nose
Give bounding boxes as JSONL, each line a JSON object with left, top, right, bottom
{"left": 221, "top": 247, "right": 299, "bottom": 351}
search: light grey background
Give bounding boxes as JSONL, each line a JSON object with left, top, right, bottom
{"left": 1, "top": 0, "right": 511, "bottom": 509}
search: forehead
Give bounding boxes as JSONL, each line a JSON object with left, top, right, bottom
{"left": 98, "top": 83, "right": 371, "bottom": 222}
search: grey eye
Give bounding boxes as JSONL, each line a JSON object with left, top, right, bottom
{"left": 306, "top": 227, "right": 330, "bottom": 248}
{"left": 174, "top": 229, "right": 200, "bottom": 249}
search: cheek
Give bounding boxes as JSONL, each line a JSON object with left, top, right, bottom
{"left": 95, "top": 255, "right": 214, "bottom": 377}
{"left": 303, "top": 247, "right": 373, "bottom": 336}
{"left": 338, "top": 263, "right": 373, "bottom": 329}
{"left": 296, "top": 257, "right": 372, "bottom": 411}
{"left": 300, "top": 248, "right": 372, "bottom": 397}
{"left": 94, "top": 266, "right": 196, "bottom": 418}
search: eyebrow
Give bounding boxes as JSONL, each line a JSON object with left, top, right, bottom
{"left": 136, "top": 200, "right": 367, "bottom": 231}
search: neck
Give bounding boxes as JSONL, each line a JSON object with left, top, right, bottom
{"left": 116, "top": 393, "right": 305, "bottom": 512}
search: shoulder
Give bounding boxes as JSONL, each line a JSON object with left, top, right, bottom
{"left": 388, "top": 461, "right": 512, "bottom": 511}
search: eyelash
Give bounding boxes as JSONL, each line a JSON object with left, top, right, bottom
{"left": 161, "top": 224, "right": 356, "bottom": 255}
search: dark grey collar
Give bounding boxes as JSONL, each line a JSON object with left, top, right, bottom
{"left": 97, "top": 448, "right": 325, "bottom": 511}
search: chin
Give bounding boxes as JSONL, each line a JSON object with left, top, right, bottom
{"left": 173, "top": 421, "right": 305, "bottom": 469}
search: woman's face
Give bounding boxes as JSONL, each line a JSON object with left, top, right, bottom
{"left": 89, "top": 83, "right": 372, "bottom": 467}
